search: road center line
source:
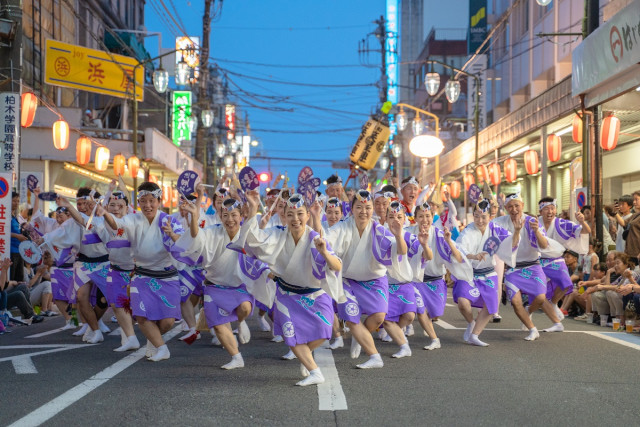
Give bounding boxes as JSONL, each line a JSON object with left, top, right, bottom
{"left": 433, "top": 319, "right": 458, "bottom": 329}
{"left": 314, "top": 347, "right": 348, "bottom": 411}
{"left": 25, "top": 328, "right": 66, "bottom": 339}
{"left": 7, "top": 327, "right": 182, "bottom": 427}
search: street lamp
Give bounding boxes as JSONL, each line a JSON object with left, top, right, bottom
{"left": 444, "top": 79, "right": 461, "bottom": 103}
{"left": 175, "top": 58, "right": 190, "bottom": 86}
{"left": 409, "top": 135, "right": 444, "bottom": 158}
{"left": 201, "top": 109, "right": 214, "bottom": 128}
{"left": 152, "top": 67, "right": 169, "bottom": 93}
{"left": 379, "top": 155, "right": 390, "bottom": 170}
{"left": 423, "top": 59, "right": 481, "bottom": 164}
{"left": 396, "top": 108, "right": 408, "bottom": 132}
{"left": 391, "top": 143, "right": 402, "bottom": 158}
{"left": 536, "top": 0, "right": 552, "bottom": 5}
{"left": 216, "top": 143, "right": 226, "bottom": 157}
{"left": 424, "top": 63, "right": 440, "bottom": 96}
{"left": 411, "top": 114, "right": 424, "bottom": 136}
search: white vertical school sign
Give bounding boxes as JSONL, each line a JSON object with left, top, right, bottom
{"left": 0, "top": 92, "right": 18, "bottom": 173}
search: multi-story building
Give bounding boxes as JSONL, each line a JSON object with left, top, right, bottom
{"left": 405, "top": 0, "right": 639, "bottom": 222}
{"left": 20, "top": 0, "right": 201, "bottom": 210}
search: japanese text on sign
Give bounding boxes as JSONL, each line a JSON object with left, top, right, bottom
{"left": 0, "top": 93, "right": 18, "bottom": 172}
{"left": 45, "top": 39, "right": 144, "bottom": 101}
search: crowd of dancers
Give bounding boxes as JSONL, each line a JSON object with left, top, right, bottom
{"left": 16, "top": 173, "right": 590, "bottom": 386}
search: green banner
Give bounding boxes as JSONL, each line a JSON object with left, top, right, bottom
{"left": 172, "top": 91, "right": 192, "bottom": 146}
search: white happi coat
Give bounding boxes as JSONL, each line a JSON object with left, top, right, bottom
{"left": 325, "top": 216, "right": 412, "bottom": 283}
{"left": 111, "top": 211, "right": 182, "bottom": 271}
{"left": 174, "top": 223, "right": 273, "bottom": 306}
{"left": 235, "top": 216, "right": 344, "bottom": 304}
{"left": 456, "top": 222, "right": 517, "bottom": 272}
{"left": 539, "top": 216, "right": 588, "bottom": 258}
{"left": 405, "top": 224, "right": 472, "bottom": 282}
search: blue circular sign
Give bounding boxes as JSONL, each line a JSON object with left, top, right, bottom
{"left": 0, "top": 177, "right": 9, "bottom": 199}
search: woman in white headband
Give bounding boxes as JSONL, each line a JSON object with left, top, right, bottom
{"left": 237, "top": 192, "right": 344, "bottom": 386}
{"left": 321, "top": 189, "right": 409, "bottom": 369}
{"left": 99, "top": 182, "right": 185, "bottom": 361}
{"left": 173, "top": 197, "right": 272, "bottom": 370}
{"left": 453, "top": 199, "right": 519, "bottom": 346}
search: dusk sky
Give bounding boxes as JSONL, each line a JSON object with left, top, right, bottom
{"left": 145, "top": 0, "right": 467, "bottom": 188}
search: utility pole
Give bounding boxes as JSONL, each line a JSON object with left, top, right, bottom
{"left": 358, "top": 16, "right": 387, "bottom": 106}
{"left": 197, "top": 0, "right": 213, "bottom": 184}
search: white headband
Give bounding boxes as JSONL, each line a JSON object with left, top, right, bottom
{"left": 539, "top": 200, "right": 557, "bottom": 211}
{"left": 505, "top": 193, "right": 523, "bottom": 204}
{"left": 401, "top": 177, "right": 419, "bottom": 191}
{"left": 326, "top": 181, "right": 342, "bottom": 190}
{"left": 138, "top": 189, "right": 162, "bottom": 199}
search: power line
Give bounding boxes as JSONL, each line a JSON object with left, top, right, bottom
{"left": 250, "top": 127, "right": 361, "bottom": 134}
{"left": 210, "top": 57, "right": 366, "bottom": 69}
{"left": 222, "top": 68, "right": 377, "bottom": 88}
{"left": 211, "top": 24, "right": 371, "bottom": 31}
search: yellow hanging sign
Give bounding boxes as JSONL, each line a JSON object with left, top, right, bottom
{"left": 45, "top": 39, "right": 144, "bottom": 101}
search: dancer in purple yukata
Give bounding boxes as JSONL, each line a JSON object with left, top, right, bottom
{"left": 322, "top": 190, "right": 409, "bottom": 369}
{"left": 454, "top": 199, "right": 519, "bottom": 346}
{"left": 239, "top": 192, "right": 343, "bottom": 386}
{"left": 99, "top": 182, "right": 184, "bottom": 361}
{"left": 492, "top": 193, "right": 563, "bottom": 341}
{"left": 537, "top": 197, "right": 591, "bottom": 327}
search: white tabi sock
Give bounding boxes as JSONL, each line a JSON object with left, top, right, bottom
{"left": 114, "top": 335, "right": 140, "bottom": 352}
{"left": 356, "top": 353, "right": 384, "bottom": 369}
{"left": 149, "top": 344, "right": 170, "bottom": 362}
{"left": 300, "top": 363, "right": 309, "bottom": 377}
{"left": 82, "top": 328, "right": 95, "bottom": 342}
{"left": 281, "top": 349, "right": 297, "bottom": 360}
{"left": 350, "top": 338, "right": 362, "bottom": 359}
{"left": 271, "top": 335, "right": 284, "bottom": 343}
{"left": 238, "top": 320, "right": 251, "bottom": 344}
{"left": 468, "top": 333, "right": 489, "bottom": 347}
{"left": 423, "top": 338, "right": 441, "bottom": 350}
{"left": 405, "top": 323, "right": 415, "bottom": 336}
{"left": 98, "top": 318, "right": 111, "bottom": 333}
{"left": 543, "top": 322, "right": 564, "bottom": 333}
{"left": 524, "top": 327, "right": 540, "bottom": 341}
{"left": 329, "top": 336, "right": 344, "bottom": 350}
{"left": 392, "top": 342, "right": 412, "bottom": 358}
{"left": 73, "top": 323, "right": 88, "bottom": 336}
{"left": 221, "top": 353, "right": 244, "bottom": 370}
{"left": 258, "top": 315, "right": 271, "bottom": 332}
{"left": 145, "top": 340, "right": 156, "bottom": 358}
{"left": 554, "top": 305, "right": 565, "bottom": 321}
{"left": 296, "top": 368, "right": 325, "bottom": 386}
{"left": 464, "top": 321, "right": 476, "bottom": 342}
{"left": 87, "top": 329, "right": 104, "bottom": 344}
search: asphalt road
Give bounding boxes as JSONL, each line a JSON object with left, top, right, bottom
{"left": 2, "top": 298, "right": 639, "bottom": 427}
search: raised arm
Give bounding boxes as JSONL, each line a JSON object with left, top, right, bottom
{"left": 443, "top": 226, "right": 464, "bottom": 263}
{"left": 313, "top": 236, "right": 341, "bottom": 272}
{"left": 56, "top": 197, "right": 86, "bottom": 227}
{"left": 387, "top": 216, "right": 407, "bottom": 256}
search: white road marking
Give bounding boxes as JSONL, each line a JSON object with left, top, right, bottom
{"left": 445, "top": 303, "right": 455, "bottom": 307}
{"left": 314, "top": 347, "right": 348, "bottom": 411}
{"left": 13, "top": 357, "right": 37, "bottom": 374}
{"left": 0, "top": 345, "right": 94, "bottom": 374}
{"left": 25, "top": 328, "right": 66, "bottom": 339}
{"left": 580, "top": 331, "right": 640, "bottom": 351}
{"left": 433, "top": 320, "right": 457, "bottom": 330}
{"left": 7, "top": 327, "right": 182, "bottom": 427}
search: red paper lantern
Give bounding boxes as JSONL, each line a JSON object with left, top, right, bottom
{"left": 504, "top": 158, "right": 518, "bottom": 183}
{"left": 476, "top": 164, "right": 489, "bottom": 184}
{"left": 113, "top": 154, "right": 126, "bottom": 176}
{"left": 463, "top": 173, "right": 475, "bottom": 191}
{"left": 601, "top": 115, "right": 620, "bottom": 151}
{"left": 524, "top": 150, "right": 539, "bottom": 175}
{"left": 94, "top": 146, "right": 110, "bottom": 172}
{"left": 162, "top": 185, "right": 171, "bottom": 205}
{"left": 441, "top": 183, "right": 450, "bottom": 202}
{"left": 149, "top": 174, "right": 158, "bottom": 184}
{"left": 52, "top": 119, "right": 69, "bottom": 150}
{"left": 572, "top": 114, "right": 583, "bottom": 143}
{"left": 488, "top": 163, "right": 501, "bottom": 186}
{"left": 547, "top": 134, "right": 562, "bottom": 162}
{"left": 21, "top": 92, "right": 37, "bottom": 127}
{"left": 76, "top": 136, "right": 92, "bottom": 165}
{"left": 449, "top": 180, "right": 461, "bottom": 199}
{"left": 128, "top": 156, "right": 140, "bottom": 178}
